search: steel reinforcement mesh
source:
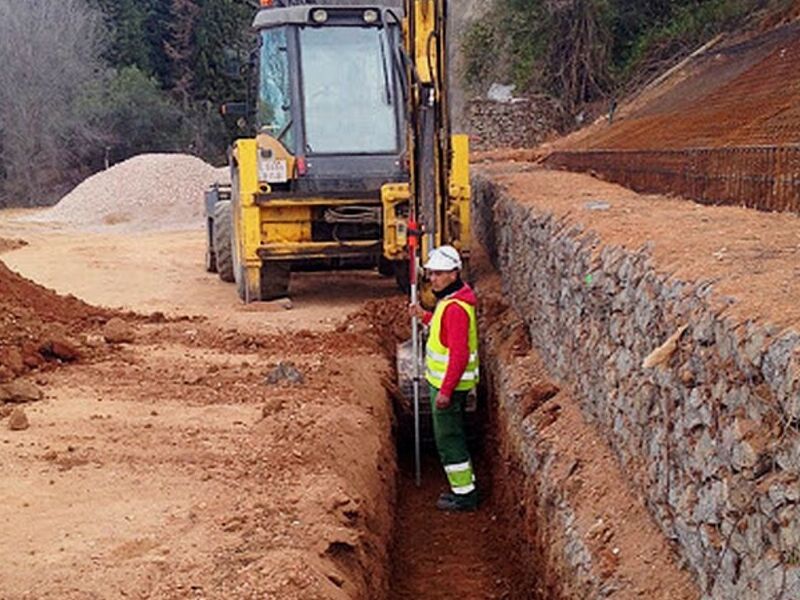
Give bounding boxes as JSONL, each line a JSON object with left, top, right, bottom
{"left": 545, "top": 145, "right": 800, "bottom": 214}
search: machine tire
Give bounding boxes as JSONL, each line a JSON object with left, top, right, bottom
{"left": 205, "top": 247, "right": 217, "bottom": 273}
{"left": 260, "top": 261, "right": 291, "bottom": 300}
{"left": 394, "top": 259, "right": 410, "bottom": 293}
{"left": 378, "top": 255, "right": 394, "bottom": 277}
{"left": 205, "top": 215, "right": 218, "bottom": 273}
{"left": 213, "top": 201, "right": 234, "bottom": 283}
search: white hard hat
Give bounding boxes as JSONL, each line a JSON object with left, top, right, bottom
{"left": 423, "top": 245, "right": 462, "bottom": 271}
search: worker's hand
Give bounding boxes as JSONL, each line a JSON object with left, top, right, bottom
{"left": 408, "top": 303, "right": 426, "bottom": 320}
{"left": 435, "top": 392, "right": 451, "bottom": 410}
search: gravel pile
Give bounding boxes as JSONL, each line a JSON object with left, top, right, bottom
{"left": 25, "top": 153, "right": 228, "bottom": 232}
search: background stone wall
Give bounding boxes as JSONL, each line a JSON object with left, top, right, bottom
{"left": 467, "top": 98, "right": 560, "bottom": 150}
{"left": 473, "top": 174, "right": 800, "bottom": 599}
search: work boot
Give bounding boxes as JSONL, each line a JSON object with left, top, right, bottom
{"left": 436, "top": 490, "right": 478, "bottom": 512}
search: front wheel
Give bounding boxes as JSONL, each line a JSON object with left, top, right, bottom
{"left": 213, "top": 201, "right": 234, "bottom": 282}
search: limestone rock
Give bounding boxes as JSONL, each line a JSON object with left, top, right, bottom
{"left": 642, "top": 325, "right": 687, "bottom": 369}
{"left": 43, "top": 338, "right": 81, "bottom": 362}
{"left": 8, "top": 407, "right": 29, "bottom": 430}
{"left": 264, "top": 361, "right": 304, "bottom": 385}
{"left": 0, "top": 380, "right": 43, "bottom": 403}
{"left": 103, "top": 317, "right": 136, "bottom": 344}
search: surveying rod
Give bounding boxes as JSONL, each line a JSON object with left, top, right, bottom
{"left": 408, "top": 217, "right": 422, "bottom": 487}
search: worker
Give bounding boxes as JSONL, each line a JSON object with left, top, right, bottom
{"left": 409, "top": 245, "right": 480, "bottom": 511}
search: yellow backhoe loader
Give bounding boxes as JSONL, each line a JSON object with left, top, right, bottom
{"left": 204, "top": 0, "right": 470, "bottom": 302}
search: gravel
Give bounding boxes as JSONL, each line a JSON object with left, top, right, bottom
{"left": 22, "top": 153, "right": 229, "bottom": 232}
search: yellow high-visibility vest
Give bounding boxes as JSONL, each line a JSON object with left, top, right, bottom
{"left": 425, "top": 298, "right": 479, "bottom": 391}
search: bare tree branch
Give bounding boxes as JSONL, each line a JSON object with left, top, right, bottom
{"left": 0, "top": 0, "right": 107, "bottom": 205}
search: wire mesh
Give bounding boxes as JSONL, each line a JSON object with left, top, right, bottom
{"left": 545, "top": 145, "right": 800, "bottom": 214}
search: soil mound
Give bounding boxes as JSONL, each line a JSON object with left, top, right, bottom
{"left": 23, "top": 153, "right": 228, "bottom": 232}
{"left": 0, "top": 260, "right": 110, "bottom": 382}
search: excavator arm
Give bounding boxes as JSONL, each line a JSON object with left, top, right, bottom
{"left": 403, "top": 0, "right": 471, "bottom": 269}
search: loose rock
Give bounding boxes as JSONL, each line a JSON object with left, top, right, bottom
{"left": 8, "top": 407, "right": 29, "bottom": 430}
{"left": 103, "top": 318, "right": 136, "bottom": 344}
{"left": 43, "top": 338, "right": 81, "bottom": 362}
{"left": 265, "top": 362, "right": 305, "bottom": 385}
{"left": 0, "top": 380, "right": 43, "bottom": 403}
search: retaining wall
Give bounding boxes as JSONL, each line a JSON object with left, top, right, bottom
{"left": 473, "top": 173, "right": 800, "bottom": 599}
{"left": 480, "top": 288, "right": 699, "bottom": 598}
{"left": 467, "top": 98, "right": 559, "bottom": 151}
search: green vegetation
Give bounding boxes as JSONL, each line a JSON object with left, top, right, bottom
{"left": 464, "top": 0, "right": 797, "bottom": 115}
{"left": 0, "top": 0, "right": 254, "bottom": 207}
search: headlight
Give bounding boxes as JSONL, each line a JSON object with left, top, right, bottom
{"left": 311, "top": 9, "right": 328, "bottom": 23}
{"left": 363, "top": 9, "right": 379, "bottom": 24}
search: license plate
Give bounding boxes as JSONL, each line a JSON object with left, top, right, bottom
{"left": 259, "top": 159, "right": 287, "bottom": 183}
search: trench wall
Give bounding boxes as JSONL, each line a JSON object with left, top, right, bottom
{"left": 473, "top": 173, "right": 800, "bottom": 599}
{"left": 480, "top": 294, "right": 699, "bottom": 598}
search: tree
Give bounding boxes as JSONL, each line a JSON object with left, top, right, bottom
{"left": 90, "top": 0, "right": 174, "bottom": 86}
{"left": 0, "top": 0, "right": 108, "bottom": 205}
{"left": 545, "top": 0, "right": 614, "bottom": 110}
{"left": 79, "top": 66, "right": 190, "bottom": 166}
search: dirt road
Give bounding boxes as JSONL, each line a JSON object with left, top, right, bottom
{"left": 0, "top": 215, "right": 399, "bottom": 332}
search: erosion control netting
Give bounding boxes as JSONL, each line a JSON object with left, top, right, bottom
{"left": 0, "top": 258, "right": 110, "bottom": 382}
{"left": 548, "top": 20, "right": 800, "bottom": 213}
{"left": 21, "top": 154, "right": 229, "bottom": 232}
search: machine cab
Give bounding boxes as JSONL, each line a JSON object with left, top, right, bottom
{"left": 253, "top": 1, "right": 407, "bottom": 195}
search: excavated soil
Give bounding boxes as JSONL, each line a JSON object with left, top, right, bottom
{"left": 475, "top": 162, "right": 800, "bottom": 330}
{"left": 0, "top": 252, "right": 113, "bottom": 382}
{"left": 0, "top": 228, "right": 398, "bottom": 598}
{"left": 0, "top": 209, "right": 529, "bottom": 599}
{"left": 1, "top": 317, "right": 396, "bottom": 598}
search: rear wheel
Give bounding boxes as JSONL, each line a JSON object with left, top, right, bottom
{"left": 213, "top": 201, "right": 234, "bottom": 282}
{"left": 205, "top": 218, "right": 218, "bottom": 273}
{"left": 205, "top": 248, "right": 217, "bottom": 273}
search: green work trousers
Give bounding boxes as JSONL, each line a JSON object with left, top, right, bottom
{"left": 429, "top": 385, "right": 476, "bottom": 495}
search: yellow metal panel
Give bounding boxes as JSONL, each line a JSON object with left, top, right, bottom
{"left": 243, "top": 206, "right": 263, "bottom": 263}
{"left": 232, "top": 139, "right": 262, "bottom": 266}
{"left": 414, "top": 0, "right": 437, "bottom": 85}
{"left": 235, "top": 139, "right": 259, "bottom": 209}
{"left": 381, "top": 183, "right": 410, "bottom": 259}
{"left": 255, "top": 133, "right": 296, "bottom": 182}
{"left": 447, "top": 134, "right": 472, "bottom": 255}
{"left": 260, "top": 206, "right": 311, "bottom": 245}
{"left": 450, "top": 134, "right": 470, "bottom": 190}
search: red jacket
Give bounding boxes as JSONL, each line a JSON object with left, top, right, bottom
{"left": 422, "top": 283, "right": 477, "bottom": 397}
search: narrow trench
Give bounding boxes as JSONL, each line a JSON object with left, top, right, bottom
{"left": 387, "top": 388, "right": 529, "bottom": 599}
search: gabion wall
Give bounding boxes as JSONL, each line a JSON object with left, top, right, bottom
{"left": 473, "top": 174, "right": 800, "bottom": 599}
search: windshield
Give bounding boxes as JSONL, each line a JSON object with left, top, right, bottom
{"left": 300, "top": 26, "right": 397, "bottom": 154}
{"left": 258, "top": 28, "right": 294, "bottom": 148}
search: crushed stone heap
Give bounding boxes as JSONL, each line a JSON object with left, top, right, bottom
{"left": 26, "top": 153, "right": 228, "bottom": 232}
